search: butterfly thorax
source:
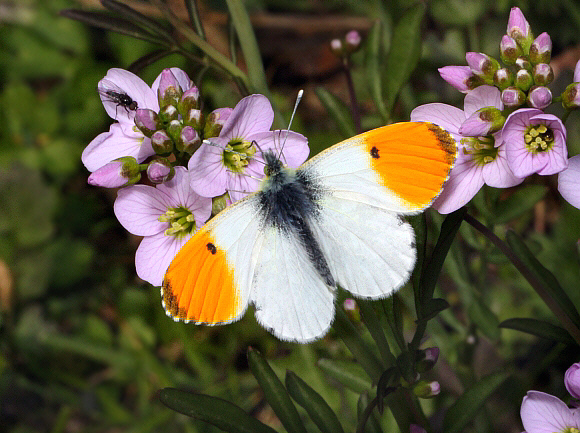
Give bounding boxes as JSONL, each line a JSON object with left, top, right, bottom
{"left": 258, "top": 151, "right": 335, "bottom": 287}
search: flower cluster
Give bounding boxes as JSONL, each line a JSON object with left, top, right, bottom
{"left": 412, "top": 7, "right": 580, "bottom": 213}
{"left": 84, "top": 68, "right": 309, "bottom": 285}
{"left": 520, "top": 361, "right": 580, "bottom": 433}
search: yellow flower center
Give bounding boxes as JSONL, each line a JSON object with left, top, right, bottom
{"left": 223, "top": 138, "right": 256, "bottom": 173}
{"left": 461, "top": 136, "right": 498, "bottom": 166}
{"left": 524, "top": 124, "right": 554, "bottom": 153}
{"left": 159, "top": 206, "right": 196, "bottom": 237}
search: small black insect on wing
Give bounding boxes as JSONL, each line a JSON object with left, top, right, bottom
{"left": 98, "top": 84, "right": 138, "bottom": 118}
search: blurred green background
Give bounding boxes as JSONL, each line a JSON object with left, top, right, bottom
{"left": 1, "top": 0, "right": 580, "bottom": 432}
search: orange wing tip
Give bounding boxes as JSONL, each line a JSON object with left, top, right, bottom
{"left": 364, "top": 122, "right": 457, "bottom": 211}
{"left": 161, "top": 229, "right": 242, "bottom": 324}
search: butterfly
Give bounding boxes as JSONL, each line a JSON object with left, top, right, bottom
{"left": 162, "top": 122, "right": 456, "bottom": 342}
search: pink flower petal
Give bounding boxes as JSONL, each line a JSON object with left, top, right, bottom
{"left": 482, "top": 145, "right": 524, "bottom": 187}
{"left": 114, "top": 184, "right": 171, "bottom": 236}
{"left": 249, "top": 130, "right": 310, "bottom": 168}
{"left": 98, "top": 68, "right": 158, "bottom": 123}
{"left": 82, "top": 124, "right": 153, "bottom": 172}
{"left": 566, "top": 362, "right": 580, "bottom": 399}
{"left": 410, "top": 103, "right": 465, "bottom": 141}
{"left": 227, "top": 172, "right": 262, "bottom": 203}
{"left": 559, "top": 155, "right": 580, "bottom": 209}
{"left": 574, "top": 60, "right": 580, "bottom": 83}
{"left": 521, "top": 391, "right": 579, "bottom": 433}
{"left": 464, "top": 85, "right": 503, "bottom": 117}
{"left": 151, "top": 67, "right": 193, "bottom": 95}
{"left": 219, "top": 94, "right": 274, "bottom": 140}
{"left": 432, "top": 156, "right": 485, "bottom": 214}
{"left": 188, "top": 140, "right": 229, "bottom": 197}
{"left": 135, "top": 232, "right": 191, "bottom": 286}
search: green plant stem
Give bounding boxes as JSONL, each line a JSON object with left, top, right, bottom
{"left": 561, "top": 108, "right": 572, "bottom": 124}
{"left": 464, "top": 213, "right": 580, "bottom": 345}
{"left": 149, "top": 0, "right": 250, "bottom": 88}
{"left": 184, "top": 0, "right": 206, "bottom": 40}
{"left": 342, "top": 59, "right": 362, "bottom": 134}
{"left": 356, "top": 395, "right": 379, "bottom": 433}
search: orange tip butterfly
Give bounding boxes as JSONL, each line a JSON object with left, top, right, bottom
{"left": 162, "top": 120, "right": 456, "bottom": 342}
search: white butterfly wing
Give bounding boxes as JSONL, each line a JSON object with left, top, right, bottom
{"left": 251, "top": 226, "right": 335, "bottom": 342}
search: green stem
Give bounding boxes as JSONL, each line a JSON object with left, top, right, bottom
{"left": 561, "top": 108, "right": 572, "bottom": 124}
{"left": 342, "top": 58, "right": 362, "bottom": 134}
{"left": 184, "top": 0, "right": 206, "bottom": 40}
{"left": 464, "top": 213, "right": 580, "bottom": 345}
{"left": 356, "top": 395, "right": 379, "bottom": 433}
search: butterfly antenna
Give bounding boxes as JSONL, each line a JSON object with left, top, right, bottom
{"left": 278, "top": 89, "right": 303, "bottom": 161}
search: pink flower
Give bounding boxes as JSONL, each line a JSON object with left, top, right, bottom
{"left": 113, "top": 167, "right": 212, "bottom": 286}
{"left": 559, "top": 155, "right": 580, "bottom": 209}
{"left": 565, "top": 362, "right": 580, "bottom": 399}
{"left": 503, "top": 108, "right": 568, "bottom": 178}
{"left": 411, "top": 86, "right": 523, "bottom": 213}
{"left": 507, "top": 7, "right": 533, "bottom": 49}
{"left": 83, "top": 68, "right": 195, "bottom": 172}
{"left": 188, "top": 94, "right": 309, "bottom": 202}
{"left": 438, "top": 66, "right": 481, "bottom": 93}
{"left": 88, "top": 157, "right": 140, "bottom": 188}
{"left": 520, "top": 391, "right": 580, "bottom": 433}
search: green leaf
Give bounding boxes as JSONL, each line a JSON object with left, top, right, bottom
{"left": 506, "top": 230, "right": 580, "bottom": 331}
{"left": 442, "top": 372, "right": 509, "bottom": 433}
{"left": 357, "top": 393, "right": 383, "bottom": 433}
{"left": 499, "top": 318, "right": 576, "bottom": 345}
{"left": 358, "top": 300, "right": 395, "bottom": 366}
{"left": 285, "top": 371, "right": 345, "bottom": 433}
{"left": 416, "top": 298, "right": 450, "bottom": 323}
{"left": 492, "top": 185, "right": 547, "bottom": 224}
{"left": 364, "top": 21, "right": 388, "bottom": 123}
{"left": 315, "top": 87, "right": 356, "bottom": 138}
{"left": 247, "top": 348, "right": 307, "bottom": 433}
{"left": 159, "top": 388, "right": 277, "bottom": 433}
{"left": 384, "top": 3, "right": 425, "bottom": 113}
{"left": 225, "top": 0, "right": 270, "bottom": 97}
{"left": 333, "top": 308, "right": 384, "bottom": 382}
{"left": 467, "top": 296, "right": 500, "bottom": 341}
{"left": 317, "top": 359, "right": 372, "bottom": 393}
{"left": 419, "top": 208, "right": 466, "bottom": 315}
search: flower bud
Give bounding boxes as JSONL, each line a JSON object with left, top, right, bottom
{"left": 515, "top": 69, "right": 533, "bottom": 92}
{"left": 459, "top": 107, "right": 505, "bottom": 136}
{"left": 413, "top": 380, "right": 440, "bottom": 399}
{"left": 344, "top": 30, "right": 362, "bottom": 53}
{"left": 438, "top": 66, "right": 484, "bottom": 93}
{"left": 88, "top": 157, "right": 140, "bottom": 188}
{"left": 147, "top": 157, "right": 174, "bottom": 184}
{"left": 184, "top": 108, "right": 204, "bottom": 130}
{"left": 565, "top": 363, "right": 580, "bottom": 399}
{"left": 507, "top": 7, "right": 534, "bottom": 54}
{"left": 159, "top": 104, "right": 179, "bottom": 123}
{"left": 466, "top": 52, "right": 499, "bottom": 80}
{"left": 575, "top": 59, "right": 580, "bottom": 83}
{"left": 532, "top": 63, "right": 554, "bottom": 86}
{"left": 212, "top": 192, "right": 229, "bottom": 216}
{"left": 178, "top": 86, "right": 200, "bottom": 116}
{"left": 493, "top": 68, "right": 513, "bottom": 90}
{"left": 527, "top": 86, "right": 552, "bottom": 109}
{"left": 415, "top": 347, "right": 440, "bottom": 373}
{"left": 330, "top": 38, "right": 343, "bottom": 56}
{"left": 500, "top": 35, "right": 521, "bottom": 64}
{"left": 151, "top": 129, "right": 174, "bottom": 154}
{"left": 529, "top": 32, "right": 552, "bottom": 64}
{"left": 158, "top": 68, "right": 182, "bottom": 108}
{"left": 562, "top": 83, "right": 580, "bottom": 109}
{"left": 167, "top": 119, "right": 183, "bottom": 145}
{"left": 515, "top": 57, "right": 532, "bottom": 72}
{"left": 501, "top": 86, "right": 526, "bottom": 107}
{"left": 204, "top": 107, "right": 233, "bottom": 138}
{"left": 134, "top": 109, "right": 160, "bottom": 137}
{"left": 178, "top": 126, "right": 201, "bottom": 154}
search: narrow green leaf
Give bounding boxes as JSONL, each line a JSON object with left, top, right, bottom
{"left": 364, "top": 20, "right": 388, "bottom": 123}
{"left": 333, "top": 308, "right": 384, "bottom": 383}
{"left": 409, "top": 214, "right": 427, "bottom": 316}
{"left": 506, "top": 230, "right": 580, "bottom": 330}
{"left": 60, "top": 10, "right": 167, "bottom": 45}
{"left": 101, "top": 0, "right": 174, "bottom": 43}
{"left": 184, "top": 0, "right": 206, "bottom": 40}
{"left": 415, "top": 298, "right": 449, "bottom": 324}
{"left": 384, "top": 3, "right": 425, "bottom": 113}
{"left": 420, "top": 208, "right": 466, "bottom": 314}
{"left": 357, "top": 393, "right": 383, "bottom": 433}
{"left": 357, "top": 300, "right": 396, "bottom": 366}
{"left": 317, "top": 359, "right": 372, "bottom": 393}
{"left": 315, "top": 87, "right": 356, "bottom": 138}
{"left": 442, "top": 372, "right": 509, "bottom": 433}
{"left": 467, "top": 296, "right": 500, "bottom": 341}
{"left": 247, "top": 348, "right": 307, "bottom": 433}
{"left": 225, "top": 0, "right": 270, "bottom": 97}
{"left": 128, "top": 49, "right": 175, "bottom": 74}
{"left": 499, "top": 318, "right": 576, "bottom": 345}
{"left": 382, "top": 296, "right": 406, "bottom": 351}
{"left": 492, "top": 185, "right": 547, "bottom": 224}
{"left": 285, "top": 371, "right": 345, "bottom": 433}
{"left": 159, "top": 388, "right": 277, "bottom": 433}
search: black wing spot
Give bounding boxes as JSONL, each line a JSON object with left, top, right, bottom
{"left": 370, "top": 146, "right": 380, "bottom": 159}
{"left": 206, "top": 243, "right": 217, "bottom": 254}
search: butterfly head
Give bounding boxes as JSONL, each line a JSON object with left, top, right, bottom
{"left": 263, "top": 150, "right": 284, "bottom": 178}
